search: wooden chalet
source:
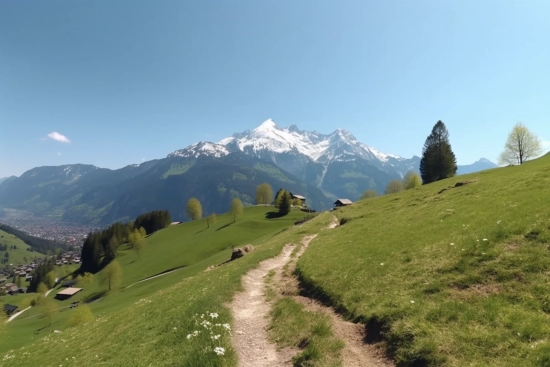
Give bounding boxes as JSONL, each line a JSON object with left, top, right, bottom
{"left": 333, "top": 199, "right": 353, "bottom": 208}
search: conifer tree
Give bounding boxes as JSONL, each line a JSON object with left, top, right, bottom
{"left": 420, "top": 121, "right": 457, "bottom": 184}
{"left": 278, "top": 191, "right": 291, "bottom": 215}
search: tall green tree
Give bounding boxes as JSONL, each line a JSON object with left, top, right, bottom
{"left": 229, "top": 198, "right": 244, "bottom": 223}
{"left": 420, "top": 121, "right": 457, "bottom": 184}
{"left": 403, "top": 171, "right": 422, "bottom": 190}
{"left": 498, "top": 122, "right": 543, "bottom": 165}
{"left": 186, "top": 198, "right": 202, "bottom": 220}
{"left": 255, "top": 183, "right": 273, "bottom": 205}
{"left": 278, "top": 191, "right": 291, "bottom": 215}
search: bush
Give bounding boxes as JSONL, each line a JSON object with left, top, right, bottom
{"left": 68, "top": 305, "right": 94, "bottom": 328}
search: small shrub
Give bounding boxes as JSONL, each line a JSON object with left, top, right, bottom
{"left": 68, "top": 305, "right": 94, "bottom": 328}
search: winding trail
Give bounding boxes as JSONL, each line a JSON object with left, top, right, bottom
{"left": 230, "top": 245, "right": 296, "bottom": 367}
{"left": 230, "top": 216, "right": 393, "bottom": 367}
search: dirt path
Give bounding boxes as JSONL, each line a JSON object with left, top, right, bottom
{"left": 230, "top": 245, "right": 296, "bottom": 367}
{"left": 280, "top": 221, "right": 393, "bottom": 367}
{"left": 230, "top": 217, "right": 393, "bottom": 367}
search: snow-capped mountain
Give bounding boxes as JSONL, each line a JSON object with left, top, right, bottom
{"left": 216, "top": 119, "right": 418, "bottom": 199}
{"left": 168, "top": 141, "right": 230, "bottom": 159}
{"left": 219, "top": 119, "right": 402, "bottom": 166}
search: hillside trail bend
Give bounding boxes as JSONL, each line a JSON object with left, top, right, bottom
{"left": 229, "top": 216, "right": 393, "bottom": 367}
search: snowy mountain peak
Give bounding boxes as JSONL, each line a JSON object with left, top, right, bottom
{"left": 215, "top": 119, "right": 406, "bottom": 167}
{"left": 168, "top": 141, "right": 230, "bottom": 159}
{"left": 253, "top": 118, "right": 277, "bottom": 133}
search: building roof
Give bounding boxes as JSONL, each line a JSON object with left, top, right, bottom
{"left": 335, "top": 199, "right": 353, "bottom": 205}
{"left": 291, "top": 194, "right": 306, "bottom": 200}
{"left": 4, "top": 304, "right": 18, "bottom": 313}
{"left": 56, "top": 287, "right": 83, "bottom": 296}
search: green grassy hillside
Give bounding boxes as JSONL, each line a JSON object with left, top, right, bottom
{"left": 4, "top": 156, "right": 550, "bottom": 367}
{"left": 296, "top": 155, "right": 550, "bottom": 366}
{"left": 0, "top": 229, "right": 45, "bottom": 267}
{"left": 1, "top": 206, "right": 307, "bottom": 359}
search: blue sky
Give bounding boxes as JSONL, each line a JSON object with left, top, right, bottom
{"left": 1, "top": 0, "right": 549, "bottom": 177}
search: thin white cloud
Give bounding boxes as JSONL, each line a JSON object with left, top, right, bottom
{"left": 47, "top": 131, "right": 71, "bottom": 143}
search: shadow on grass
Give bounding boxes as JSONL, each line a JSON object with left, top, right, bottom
{"left": 265, "top": 211, "right": 286, "bottom": 219}
{"left": 83, "top": 290, "right": 107, "bottom": 304}
{"left": 34, "top": 323, "right": 51, "bottom": 335}
{"left": 216, "top": 223, "right": 233, "bottom": 231}
{"left": 194, "top": 227, "right": 209, "bottom": 235}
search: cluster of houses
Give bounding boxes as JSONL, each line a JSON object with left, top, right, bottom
{"left": 0, "top": 262, "right": 39, "bottom": 295}
{"left": 55, "top": 251, "right": 81, "bottom": 266}
{"left": 0, "top": 250, "right": 82, "bottom": 296}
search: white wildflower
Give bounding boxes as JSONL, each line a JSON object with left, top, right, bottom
{"left": 380, "top": 263, "right": 384, "bottom": 266}
{"left": 483, "top": 238, "right": 488, "bottom": 241}
{"left": 222, "top": 323, "right": 231, "bottom": 331}
{"left": 209, "top": 312, "right": 219, "bottom": 319}
{"left": 410, "top": 300, "right": 415, "bottom": 304}
{"left": 214, "top": 347, "right": 225, "bottom": 356}
{"left": 450, "top": 243, "right": 454, "bottom": 246}
{"left": 211, "top": 334, "right": 221, "bottom": 340}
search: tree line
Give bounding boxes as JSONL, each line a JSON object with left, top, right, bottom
{"left": 185, "top": 183, "right": 300, "bottom": 225}
{"left": 0, "top": 223, "right": 67, "bottom": 255}
{"left": 80, "top": 209, "right": 171, "bottom": 274}
{"left": 360, "top": 120, "right": 544, "bottom": 199}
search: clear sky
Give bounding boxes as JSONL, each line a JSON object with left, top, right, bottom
{"left": 1, "top": 0, "right": 549, "bottom": 177}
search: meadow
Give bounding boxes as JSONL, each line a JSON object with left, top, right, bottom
{"left": 296, "top": 154, "right": 550, "bottom": 366}
{"left": 0, "top": 206, "right": 309, "bottom": 364}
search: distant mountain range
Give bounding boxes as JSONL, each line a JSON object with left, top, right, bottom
{"left": 456, "top": 158, "right": 498, "bottom": 174}
{"left": 0, "top": 119, "right": 496, "bottom": 226}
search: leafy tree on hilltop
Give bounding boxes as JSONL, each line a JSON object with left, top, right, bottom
{"left": 498, "top": 122, "right": 543, "bottom": 165}
{"left": 255, "top": 183, "right": 273, "bottom": 205}
{"left": 403, "top": 171, "right": 422, "bottom": 189}
{"left": 206, "top": 213, "right": 217, "bottom": 228}
{"left": 420, "top": 121, "right": 457, "bottom": 184}
{"left": 360, "top": 190, "right": 378, "bottom": 200}
{"left": 101, "top": 260, "right": 122, "bottom": 292}
{"left": 278, "top": 191, "right": 291, "bottom": 215}
{"left": 186, "top": 198, "right": 202, "bottom": 220}
{"left": 384, "top": 180, "right": 404, "bottom": 195}
{"left": 229, "top": 198, "right": 243, "bottom": 223}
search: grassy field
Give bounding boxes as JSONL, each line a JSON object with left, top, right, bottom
{"left": 296, "top": 154, "right": 550, "bottom": 366}
{"left": 0, "top": 206, "right": 309, "bottom": 363}
{"left": 0, "top": 229, "right": 45, "bottom": 267}
{"left": 3, "top": 155, "right": 550, "bottom": 366}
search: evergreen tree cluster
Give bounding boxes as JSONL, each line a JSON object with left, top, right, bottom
{"left": 134, "top": 210, "right": 171, "bottom": 234}
{"left": 80, "top": 222, "right": 131, "bottom": 273}
{"left": 0, "top": 223, "right": 67, "bottom": 254}
{"left": 80, "top": 209, "right": 171, "bottom": 273}
{"left": 28, "top": 258, "right": 55, "bottom": 292}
